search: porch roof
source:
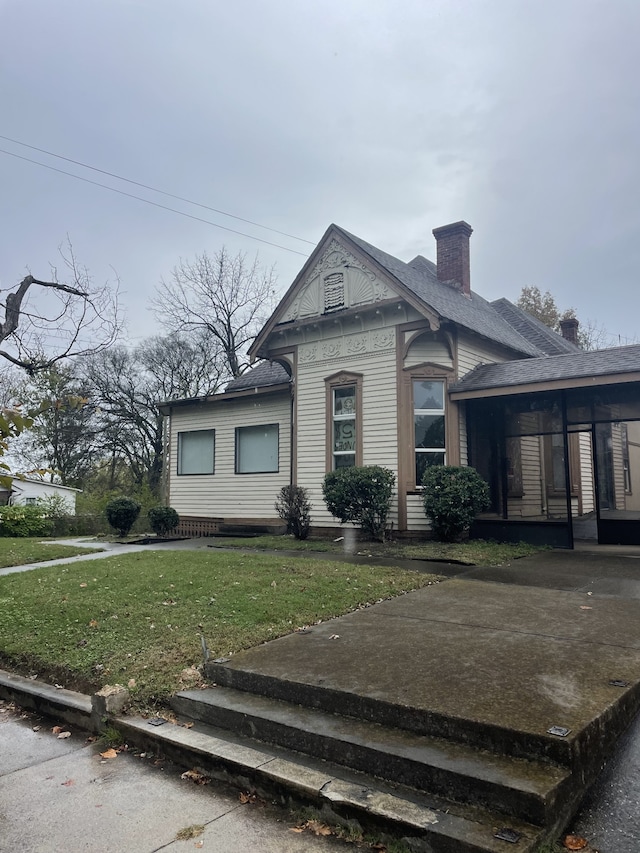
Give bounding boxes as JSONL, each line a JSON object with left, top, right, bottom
{"left": 450, "top": 344, "right": 640, "bottom": 400}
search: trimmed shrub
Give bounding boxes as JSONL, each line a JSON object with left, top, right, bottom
{"left": 0, "top": 505, "right": 53, "bottom": 537}
{"left": 422, "top": 465, "right": 490, "bottom": 542}
{"left": 105, "top": 497, "right": 141, "bottom": 538}
{"left": 322, "top": 465, "right": 395, "bottom": 542}
{"left": 148, "top": 506, "right": 179, "bottom": 537}
{"left": 274, "top": 485, "right": 312, "bottom": 540}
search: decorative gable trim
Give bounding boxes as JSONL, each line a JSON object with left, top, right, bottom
{"left": 249, "top": 225, "right": 442, "bottom": 361}
{"left": 280, "top": 239, "right": 395, "bottom": 323}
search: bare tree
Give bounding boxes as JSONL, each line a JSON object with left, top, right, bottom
{"left": 1, "top": 241, "right": 121, "bottom": 374}
{"left": 84, "top": 333, "right": 225, "bottom": 494}
{"left": 153, "top": 247, "right": 277, "bottom": 379}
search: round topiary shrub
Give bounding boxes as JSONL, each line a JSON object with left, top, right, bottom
{"left": 422, "top": 465, "right": 490, "bottom": 542}
{"left": 105, "top": 497, "right": 141, "bottom": 538}
{"left": 322, "top": 465, "right": 396, "bottom": 541}
{"left": 148, "top": 506, "right": 179, "bottom": 537}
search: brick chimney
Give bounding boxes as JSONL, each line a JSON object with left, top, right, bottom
{"left": 560, "top": 317, "right": 580, "bottom": 346}
{"left": 432, "top": 221, "right": 473, "bottom": 296}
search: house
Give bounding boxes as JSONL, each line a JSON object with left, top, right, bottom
{"left": 161, "top": 221, "right": 640, "bottom": 547}
{"left": 0, "top": 477, "right": 80, "bottom": 514}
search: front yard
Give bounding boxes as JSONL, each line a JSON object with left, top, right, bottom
{"left": 0, "top": 538, "right": 103, "bottom": 568}
{"left": 208, "top": 534, "right": 542, "bottom": 565}
{"left": 0, "top": 548, "right": 439, "bottom": 708}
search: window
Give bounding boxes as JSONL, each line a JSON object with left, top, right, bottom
{"left": 333, "top": 386, "right": 357, "bottom": 468}
{"left": 177, "top": 430, "right": 215, "bottom": 475}
{"left": 25, "top": 497, "right": 37, "bottom": 506}
{"left": 235, "top": 424, "right": 279, "bottom": 473}
{"left": 325, "top": 372, "right": 363, "bottom": 471}
{"left": 414, "top": 379, "right": 445, "bottom": 485}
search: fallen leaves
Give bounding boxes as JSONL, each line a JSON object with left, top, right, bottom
{"left": 291, "top": 819, "right": 333, "bottom": 837}
{"left": 181, "top": 769, "right": 210, "bottom": 785}
{"left": 175, "top": 825, "right": 205, "bottom": 841}
{"left": 57, "top": 731, "right": 71, "bottom": 739}
{"left": 61, "top": 779, "right": 75, "bottom": 787}
{"left": 329, "top": 634, "right": 340, "bottom": 640}
{"left": 238, "top": 791, "right": 264, "bottom": 805}
{"left": 563, "top": 836, "right": 588, "bottom": 851}
{"left": 99, "top": 748, "right": 118, "bottom": 760}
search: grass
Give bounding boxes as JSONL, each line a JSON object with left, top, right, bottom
{"left": 0, "top": 549, "right": 437, "bottom": 708}
{"left": 0, "top": 538, "right": 102, "bottom": 568}
{"left": 209, "top": 534, "right": 543, "bottom": 566}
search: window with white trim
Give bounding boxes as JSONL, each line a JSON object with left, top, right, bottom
{"left": 25, "top": 497, "right": 38, "bottom": 505}
{"left": 414, "top": 379, "right": 445, "bottom": 485}
{"left": 235, "top": 424, "right": 279, "bottom": 473}
{"left": 177, "top": 430, "right": 215, "bottom": 475}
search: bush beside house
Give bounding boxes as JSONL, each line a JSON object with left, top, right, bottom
{"left": 322, "top": 466, "right": 396, "bottom": 542}
{"left": 105, "top": 497, "right": 142, "bottom": 538}
{"left": 422, "top": 466, "right": 490, "bottom": 542}
{"left": 275, "top": 485, "right": 312, "bottom": 540}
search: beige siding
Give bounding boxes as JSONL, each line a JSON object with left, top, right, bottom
{"left": 296, "top": 321, "right": 400, "bottom": 528}
{"left": 404, "top": 333, "right": 453, "bottom": 370}
{"left": 507, "top": 436, "right": 544, "bottom": 518}
{"left": 611, "top": 423, "right": 627, "bottom": 510}
{"left": 578, "top": 431, "right": 595, "bottom": 514}
{"left": 457, "top": 332, "right": 512, "bottom": 380}
{"left": 406, "top": 494, "right": 430, "bottom": 531}
{"left": 168, "top": 393, "right": 291, "bottom": 518}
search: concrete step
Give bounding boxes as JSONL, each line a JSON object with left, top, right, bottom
{"left": 171, "top": 686, "right": 571, "bottom": 827}
{"left": 118, "top": 713, "right": 544, "bottom": 853}
{"left": 205, "top": 657, "right": 577, "bottom": 766}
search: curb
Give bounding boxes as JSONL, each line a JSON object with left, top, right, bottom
{"left": 0, "top": 668, "right": 541, "bottom": 852}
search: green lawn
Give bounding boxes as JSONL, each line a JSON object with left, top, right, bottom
{"left": 0, "top": 549, "right": 438, "bottom": 708}
{"left": 0, "top": 538, "right": 103, "bottom": 568}
{"left": 209, "top": 535, "right": 542, "bottom": 565}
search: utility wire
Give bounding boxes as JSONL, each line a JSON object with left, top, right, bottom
{"left": 0, "top": 148, "right": 309, "bottom": 257}
{"left": 0, "top": 133, "right": 315, "bottom": 246}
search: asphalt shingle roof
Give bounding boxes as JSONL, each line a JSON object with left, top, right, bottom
{"left": 225, "top": 360, "right": 290, "bottom": 392}
{"left": 451, "top": 344, "right": 640, "bottom": 395}
{"left": 490, "top": 298, "right": 580, "bottom": 356}
{"left": 336, "top": 227, "right": 545, "bottom": 357}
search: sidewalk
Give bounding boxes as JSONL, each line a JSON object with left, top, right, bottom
{"left": 0, "top": 703, "right": 348, "bottom": 853}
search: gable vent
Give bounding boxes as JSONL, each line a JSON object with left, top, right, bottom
{"left": 324, "top": 272, "right": 345, "bottom": 312}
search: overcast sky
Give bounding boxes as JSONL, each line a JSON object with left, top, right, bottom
{"left": 1, "top": 0, "right": 639, "bottom": 350}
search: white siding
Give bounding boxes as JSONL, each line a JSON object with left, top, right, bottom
{"left": 9, "top": 480, "right": 78, "bottom": 513}
{"left": 168, "top": 393, "right": 291, "bottom": 519}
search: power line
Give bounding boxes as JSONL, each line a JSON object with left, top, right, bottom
{"left": 0, "top": 134, "right": 315, "bottom": 246}
{"left": 0, "top": 148, "right": 309, "bottom": 257}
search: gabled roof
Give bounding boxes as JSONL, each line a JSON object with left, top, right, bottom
{"left": 450, "top": 344, "right": 640, "bottom": 397}
{"left": 335, "top": 227, "right": 545, "bottom": 357}
{"left": 490, "top": 298, "right": 580, "bottom": 356}
{"left": 225, "top": 360, "right": 290, "bottom": 392}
